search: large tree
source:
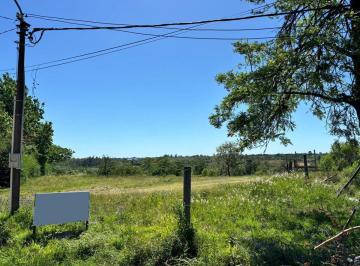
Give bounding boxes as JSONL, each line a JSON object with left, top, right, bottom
{"left": 0, "top": 74, "right": 73, "bottom": 180}
{"left": 210, "top": 1, "right": 360, "bottom": 150}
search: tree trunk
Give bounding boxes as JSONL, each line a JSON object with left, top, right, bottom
{"left": 226, "top": 161, "right": 231, "bottom": 176}
{"left": 40, "top": 164, "right": 45, "bottom": 176}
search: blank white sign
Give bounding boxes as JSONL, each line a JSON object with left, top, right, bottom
{"left": 33, "top": 192, "right": 90, "bottom": 226}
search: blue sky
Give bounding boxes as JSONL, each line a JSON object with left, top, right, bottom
{"left": 0, "top": 0, "right": 337, "bottom": 157}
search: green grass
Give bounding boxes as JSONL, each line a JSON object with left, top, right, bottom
{"left": 0, "top": 174, "right": 359, "bottom": 265}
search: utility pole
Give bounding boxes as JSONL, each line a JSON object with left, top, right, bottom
{"left": 9, "top": 2, "right": 29, "bottom": 214}
{"left": 183, "top": 167, "right": 192, "bottom": 225}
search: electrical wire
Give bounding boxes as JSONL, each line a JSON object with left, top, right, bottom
{"left": 1, "top": 2, "right": 279, "bottom": 72}
{"left": 26, "top": 15, "right": 281, "bottom": 41}
{"left": 27, "top": 14, "right": 282, "bottom": 32}
{"left": 0, "top": 15, "right": 13, "bottom": 21}
{"left": 29, "top": 4, "right": 348, "bottom": 36}
{"left": 0, "top": 28, "right": 16, "bottom": 35}
{"left": 26, "top": 2, "right": 275, "bottom": 29}
{"left": 1, "top": 23, "right": 214, "bottom": 72}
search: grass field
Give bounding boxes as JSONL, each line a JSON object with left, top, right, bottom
{"left": 0, "top": 174, "right": 359, "bottom": 265}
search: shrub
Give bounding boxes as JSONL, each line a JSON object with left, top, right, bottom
{"left": 22, "top": 154, "right": 41, "bottom": 180}
{"left": 97, "top": 156, "right": 115, "bottom": 176}
{"left": 112, "top": 164, "right": 143, "bottom": 176}
{"left": 13, "top": 208, "right": 33, "bottom": 229}
{"left": 319, "top": 153, "right": 336, "bottom": 172}
{"left": 0, "top": 221, "right": 10, "bottom": 246}
{"left": 319, "top": 140, "right": 360, "bottom": 172}
{"left": 201, "top": 168, "right": 218, "bottom": 177}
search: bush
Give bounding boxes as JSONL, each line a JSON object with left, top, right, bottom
{"left": 22, "top": 154, "right": 41, "bottom": 180}
{"left": 319, "top": 154, "right": 336, "bottom": 172}
{"left": 201, "top": 168, "right": 218, "bottom": 177}
{"left": 112, "top": 164, "right": 143, "bottom": 176}
{"left": 319, "top": 140, "right": 360, "bottom": 172}
{"left": 97, "top": 156, "right": 115, "bottom": 176}
{"left": 21, "top": 154, "right": 40, "bottom": 180}
{"left": 0, "top": 221, "right": 10, "bottom": 246}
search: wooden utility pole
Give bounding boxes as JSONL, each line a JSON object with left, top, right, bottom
{"left": 9, "top": 4, "right": 29, "bottom": 214}
{"left": 183, "top": 167, "right": 191, "bottom": 225}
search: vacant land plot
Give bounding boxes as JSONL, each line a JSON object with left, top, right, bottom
{"left": 0, "top": 174, "right": 359, "bottom": 265}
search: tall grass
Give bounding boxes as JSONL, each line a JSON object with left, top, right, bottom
{"left": 0, "top": 174, "right": 359, "bottom": 265}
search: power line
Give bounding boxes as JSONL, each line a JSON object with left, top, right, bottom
{"left": 2, "top": 2, "right": 275, "bottom": 72}
{"left": 1, "top": 2, "right": 279, "bottom": 72}
{"left": 0, "top": 28, "right": 16, "bottom": 35}
{"left": 2, "top": 22, "right": 213, "bottom": 72}
{"left": 0, "top": 15, "right": 13, "bottom": 21}
{"left": 100, "top": 29, "right": 282, "bottom": 41}
{"left": 19, "top": 34, "right": 291, "bottom": 73}
{"left": 29, "top": 4, "right": 348, "bottom": 37}
{"left": 26, "top": 2, "right": 275, "bottom": 28}
{"left": 27, "top": 14, "right": 282, "bottom": 32}
{"left": 26, "top": 15, "right": 281, "bottom": 41}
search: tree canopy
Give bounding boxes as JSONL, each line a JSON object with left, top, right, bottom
{"left": 0, "top": 74, "right": 73, "bottom": 180}
{"left": 216, "top": 142, "right": 240, "bottom": 176}
{"left": 210, "top": 0, "right": 360, "bottom": 150}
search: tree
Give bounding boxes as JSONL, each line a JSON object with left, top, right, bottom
{"left": 244, "top": 158, "right": 258, "bottom": 175}
{"left": 0, "top": 74, "right": 45, "bottom": 144}
{"left": 0, "top": 74, "right": 73, "bottom": 181}
{"left": 97, "top": 156, "right": 115, "bottom": 176}
{"left": 319, "top": 139, "right": 360, "bottom": 171}
{"left": 34, "top": 122, "right": 54, "bottom": 176}
{"left": 48, "top": 145, "right": 74, "bottom": 163}
{"left": 216, "top": 142, "right": 240, "bottom": 176}
{"left": 0, "top": 74, "right": 47, "bottom": 183}
{"left": 210, "top": 1, "right": 360, "bottom": 150}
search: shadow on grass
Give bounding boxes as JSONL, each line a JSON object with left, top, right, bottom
{"left": 24, "top": 225, "right": 86, "bottom": 246}
{"left": 41, "top": 228, "right": 84, "bottom": 240}
{"left": 229, "top": 235, "right": 328, "bottom": 266}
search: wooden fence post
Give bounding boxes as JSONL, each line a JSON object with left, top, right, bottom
{"left": 304, "top": 154, "right": 309, "bottom": 178}
{"left": 183, "top": 167, "right": 191, "bottom": 225}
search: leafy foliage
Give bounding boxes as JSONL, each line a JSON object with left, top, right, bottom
{"left": 319, "top": 139, "right": 360, "bottom": 171}
{"left": 0, "top": 74, "right": 73, "bottom": 183}
{"left": 210, "top": 0, "right": 360, "bottom": 150}
{"left": 34, "top": 122, "right": 54, "bottom": 176}
{"left": 216, "top": 142, "right": 241, "bottom": 176}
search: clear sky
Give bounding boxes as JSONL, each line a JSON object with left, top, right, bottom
{"left": 0, "top": 0, "right": 338, "bottom": 157}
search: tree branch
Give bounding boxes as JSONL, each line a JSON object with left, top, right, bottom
{"left": 280, "top": 91, "right": 351, "bottom": 104}
{"left": 314, "top": 225, "right": 360, "bottom": 250}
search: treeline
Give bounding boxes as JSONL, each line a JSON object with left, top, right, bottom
{"left": 56, "top": 153, "right": 289, "bottom": 177}
{"left": 52, "top": 140, "right": 327, "bottom": 178}
{"left": 52, "top": 140, "right": 328, "bottom": 177}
